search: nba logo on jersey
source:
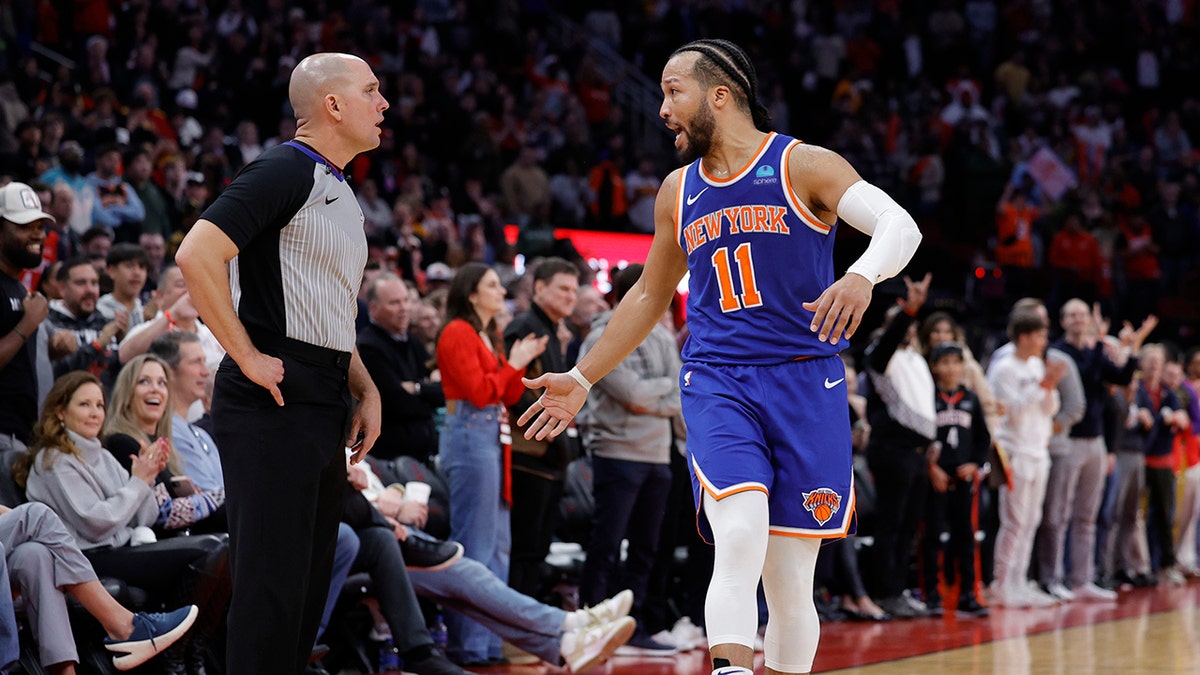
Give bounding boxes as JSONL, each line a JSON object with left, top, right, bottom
{"left": 802, "top": 488, "right": 842, "bottom": 526}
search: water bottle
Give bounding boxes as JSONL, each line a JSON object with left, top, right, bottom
{"left": 379, "top": 637, "right": 400, "bottom": 672}
{"left": 430, "top": 613, "right": 449, "bottom": 655}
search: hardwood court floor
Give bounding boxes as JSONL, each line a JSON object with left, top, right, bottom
{"left": 427, "top": 581, "right": 1200, "bottom": 674}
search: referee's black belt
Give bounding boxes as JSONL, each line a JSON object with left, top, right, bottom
{"left": 246, "top": 328, "right": 352, "bottom": 371}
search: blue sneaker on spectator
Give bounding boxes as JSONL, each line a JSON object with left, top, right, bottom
{"left": 104, "top": 605, "right": 199, "bottom": 671}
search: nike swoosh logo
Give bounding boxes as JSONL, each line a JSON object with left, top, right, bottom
{"left": 824, "top": 377, "right": 845, "bottom": 389}
{"left": 685, "top": 187, "right": 709, "bottom": 205}
{"left": 325, "top": 195, "right": 339, "bottom": 205}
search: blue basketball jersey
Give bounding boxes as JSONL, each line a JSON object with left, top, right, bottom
{"left": 675, "top": 132, "right": 841, "bottom": 365}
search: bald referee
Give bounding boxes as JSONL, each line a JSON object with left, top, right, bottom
{"left": 177, "top": 53, "right": 386, "bottom": 675}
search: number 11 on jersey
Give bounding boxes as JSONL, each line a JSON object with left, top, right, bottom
{"left": 711, "top": 243, "right": 763, "bottom": 313}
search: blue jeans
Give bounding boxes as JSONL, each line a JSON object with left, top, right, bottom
{"left": 438, "top": 401, "right": 511, "bottom": 662}
{"left": 316, "top": 523, "right": 362, "bottom": 642}
{"left": 410, "top": 555, "right": 566, "bottom": 664}
{"left": 580, "top": 456, "right": 672, "bottom": 622}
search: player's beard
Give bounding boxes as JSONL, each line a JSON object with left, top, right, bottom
{"left": 677, "top": 99, "right": 716, "bottom": 164}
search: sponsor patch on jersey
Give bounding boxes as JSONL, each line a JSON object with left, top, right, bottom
{"left": 802, "top": 487, "right": 842, "bottom": 526}
{"left": 755, "top": 165, "right": 776, "bottom": 178}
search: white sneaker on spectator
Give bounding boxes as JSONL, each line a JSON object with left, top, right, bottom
{"left": 1161, "top": 567, "right": 1187, "bottom": 586}
{"left": 1021, "top": 584, "right": 1059, "bottom": 608}
{"left": 651, "top": 629, "right": 679, "bottom": 650}
{"left": 563, "top": 589, "right": 635, "bottom": 632}
{"left": 669, "top": 617, "right": 706, "bottom": 651}
{"left": 1046, "top": 582, "right": 1075, "bottom": 602}
{"left": 561, "top": 616, "right": 636, "bottom": 674}
{"left": 986, "top": 584, "right": 1021, "bottom": 608}
{"left": 1072, "top": 582, "right": 1118, "bottom": 601}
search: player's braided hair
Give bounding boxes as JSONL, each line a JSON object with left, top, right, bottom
{"left": 671, "top": 39, "right": 772, "bottom": 131}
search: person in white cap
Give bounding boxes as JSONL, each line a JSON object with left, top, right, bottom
{"left": 0, "top": 181, "right": 54, "bottom": 454}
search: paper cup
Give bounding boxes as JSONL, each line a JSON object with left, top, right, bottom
{"left": 405, "top": 481, "right": 432, "bottom": 505}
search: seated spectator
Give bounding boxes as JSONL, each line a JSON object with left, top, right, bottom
{"left": 0, "top": 502, "right": 198, "bottom": 673}
{"left": 84, "top": 144, "right": 145, "bottom": 241}
{"left": 38, "top": 141, "right": 93, "bottom": 236}
{"left": 153, "top": 332, "right": 223, "bottom": 494}
{"left": 45, "top": 258, "right": 123, "bottom": 388}
{"left": 14, "top": 371, "right": 229, "bottom": 674}
{"left": 101, "top": 354, "right": 226, "bottom": 535}
{"left": 96, "top": 243, "right": 149, "bottom": 328}
{"left": 357, "top": 274, "right": 444, "bottom": 462}
{"left": 340, "top": 458, "right": 635, "bottom": 673}
{"left": 119, "top": 264, "right": 224, "bottom": 379}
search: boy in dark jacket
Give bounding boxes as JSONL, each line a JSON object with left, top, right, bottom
{"left": 922, "top": 342, "right": 991, "bottom": 616}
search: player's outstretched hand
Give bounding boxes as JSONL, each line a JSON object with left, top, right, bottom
{"left": 803, "top": 273, "right": 874, "bottom": 345}
{"left": 518, "top": 372, "right": 589, "bottom": 440}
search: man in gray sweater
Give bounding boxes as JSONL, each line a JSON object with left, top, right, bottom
{"left": 578, "top": 264, "right": 682, "bottom": 655}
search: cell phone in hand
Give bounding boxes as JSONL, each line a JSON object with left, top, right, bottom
{"left": 170, "top": 475, "right": 198, "bottom": 497}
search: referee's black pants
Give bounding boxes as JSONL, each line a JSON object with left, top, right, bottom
{"left": 212, "top": 345, "right": 351, "bottom": 675}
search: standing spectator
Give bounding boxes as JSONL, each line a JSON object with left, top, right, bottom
{"left": 987, "top": 309, "right": 1065, "bottom": 607}
{"left": 357, "top": 274, "right": 444, "bottom": 463}
{"left": 1116, "top": 213, "right": 1161, "bottom": 323}
{"left": 44, "top": 258, "right": 124, "bottom": 387}
{"left": 1164, "top": 358, "right": 1200, "bottom": 577}
{"left": 549, "top": 158, "right": 591, "bottom": 229}
{"left": 500, "top": 145, "right": 551, "bottom": 227}
{"left": 578, "top": 264, "right": 680, "bottom": 654}
{"left": 85, "top": 144, "right": 146, "bottom": 241}
{"left": 922, "top": 342, "right": 990, "bottom": 617}
{"left": 1131, "top": 345, "right": 1188, "bottom": 585}
{"left": 625, "top": 159, "right": 661, "bottom": 234}
{"left": 994, "top": 183, "right": 1039, "bottom": 299}
{"left": 1103, "top": 379, "right": 1154, "bottom": 588}
{"left": 436, "top": 263, "right": 546, "bottom": 666}
{"left": 357, "top": 178, "right": 393, "bottom": 235}
{"left": 1047, "top": 214, "right": 1102, "bottom": 306}
{"left": 96, "top": 243, "right": 149, "bottom": 328}
{"left": 1037, "top": 300, "right": 1148, "bottom": 603}
{"left": 126, "top": 148, "right": 173, "bottom": 238}
{"left": 0, "top": 182, "right": 53, "bottom": 454}
{"left": 863, "top": 275, "right": 937, "bottom": 619}
{"left": 505, "top": 259, "right": 581, "bottom": 599}
{"left": 587, "top": 154, "right": 628, "bottom": 230}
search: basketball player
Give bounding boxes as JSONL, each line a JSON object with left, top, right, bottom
{"left": 520, "top": 40, "right": 921, "bottom": 675}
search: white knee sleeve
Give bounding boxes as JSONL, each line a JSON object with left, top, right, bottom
{"left": 761, "top": 535, "right": 821, "bottom": 673}
{"left": 703, "top": 490, "right": 770, "bottom": 650}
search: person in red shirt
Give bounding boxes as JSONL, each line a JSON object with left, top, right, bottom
{"left": 1048, "top": 212, "right": 1102, "bottom": 303}
{"left": 434, "top": 263, "right": 546, "bottom": 665}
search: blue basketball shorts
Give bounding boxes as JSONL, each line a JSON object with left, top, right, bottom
{"left": 681, "top": 355, "right": 856, "bottom": 543}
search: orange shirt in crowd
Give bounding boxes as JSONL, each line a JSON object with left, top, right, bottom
{"left": 995, "top": 202, "right": 1039, "bottom": 267}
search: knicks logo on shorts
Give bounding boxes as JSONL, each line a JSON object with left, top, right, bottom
{"left": 802, "top": 488, "right": 842, "bottom": 526}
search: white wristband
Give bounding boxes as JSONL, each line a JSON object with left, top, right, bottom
{"left": 566, "top": 366, "right": 592, "bottom": 392}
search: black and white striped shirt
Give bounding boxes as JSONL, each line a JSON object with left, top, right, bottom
{"left": 201, "top": 141, "right": 367, "bottom": 352}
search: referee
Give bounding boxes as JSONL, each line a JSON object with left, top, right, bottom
{"left": 177, "top": 53, "right": 386, "bottom": 675}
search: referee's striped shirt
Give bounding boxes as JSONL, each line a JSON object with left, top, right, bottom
{"left": 201, "top": 141, "right": 367, "bottom": 353}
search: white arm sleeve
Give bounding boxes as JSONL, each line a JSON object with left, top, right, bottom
{"left": 837, "top": 180, "right": 923, "bottom": 284}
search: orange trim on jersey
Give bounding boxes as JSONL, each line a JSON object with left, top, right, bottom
{"left": 782, "top": 140, "right": 833, "bottom": 235}
{"left": 673, "top": 169, "right": 685, "bottom": 250}
{"left": 700, "top": 132, "right": 777, "bottom": 185}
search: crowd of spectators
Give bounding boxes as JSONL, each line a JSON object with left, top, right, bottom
{"left": 2, "top": 0, "right": 1200, "bottom": 672}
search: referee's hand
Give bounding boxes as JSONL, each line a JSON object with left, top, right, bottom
{"left": 243, "top": 351, "right": 285, "bottom": 406}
